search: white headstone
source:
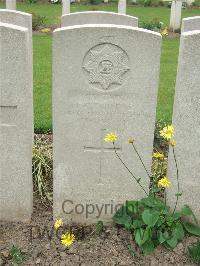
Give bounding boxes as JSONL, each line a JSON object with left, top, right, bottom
{"left": 0, "top": 10, "right": 32, "bottom": 47}
{"left": 61, "top": 12, "right": 138, "bottom": 27}
{"left": 182, "top": 16, "right": 200, "bottom": 32}
{"left": 0, "top": 23, "right": 33, "bottom": 222}
{"left": 118, "top": 0, "right": 126, "bottom": 14}
{"left": 0, "top": 10, "right": 33, "bottom": 125}
{"left": 62, "top": 0, "right": 70, "bottom": 15}
{"left": 168, "top": 30, "right": 200, "bottom": 222}
{"left": 186, "top": 0, "right": 194, "bottom": 6}
{"left": 170, "top": 0, "right": 182, "bottom": 32}
{"left": 53, "top": 24, "right": 161, "bottom": 224}
{"left": 6, "top": 0, "right": 16, "bottom": 10}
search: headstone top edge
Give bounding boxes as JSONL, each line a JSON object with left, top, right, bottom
{"left": 61, "top": 11, "right": 138, "bottom": 20}
{"left": 182, "top": 29, "right": 200, "bottom": 37}
{"left": 0, "top": 22, "right": 28, "bottom": 31}
{"left": 182, "top": 16, "right": 200, "bottom": 22}
{"left": 0, "top": 9, "right": 32, "bottom": 17}
{"left": 54, "top": 24, "right": 161, "bottom": 37}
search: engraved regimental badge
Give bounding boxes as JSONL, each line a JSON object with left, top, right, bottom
{"left": 82, "top": 43, "right": 130, "bottom": 91}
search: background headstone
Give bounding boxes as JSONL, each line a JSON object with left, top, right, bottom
{"left": 168, "top": 30, "right": 200, "bottom": 222}
{"left": 118, "top": 0, "right": 126, "bottom": 14}
{"left": 6, "top": 0, "right": 16, "bottom": 10}
{"left": 61, "top": 12, "right": 138, "bottom": 27}
{"left": 53, "top": 24, "right": 161, "bottom": 224}
{"left": 62, "top": 0, "right": 70, "bottom": 15}
{"left": 170, "top": 0, "right": 182, "bottom": 32}
{"left": 182, "top": 16, "right": 200, "bottom": 32}
{"left": 0, "top": 10, "right": 32, "bottom": 47}
{"left": 0, "top": 23, "right": 33, "bottom": 222}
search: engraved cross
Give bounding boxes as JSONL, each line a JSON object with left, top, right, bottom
{"left": 84, "top": 129, "right": 122, "bottom": 185}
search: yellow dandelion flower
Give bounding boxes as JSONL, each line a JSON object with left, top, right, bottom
{"left": 40, "top": 28, "right": 51, "bottom": 33}
{"left": 158, "top": 177, "right": 171, "bottom": 188}
{"left": 61, "top": 232, "right": 75, "bottom": 247}
{"left": 169, "top": 140, "right": 176, "bottom": 147}
{"left": 54, "top": 218, "right": 64, "bottom": 230}
{"left": 153, "top": 152, "right": 164, "bottom": 161}
{"left": 161, "top": 28, "right": 168, "bottom": 36}
{"left": 128, "top": 137, "right": 134, "bottom": 144}
{"left": 160, "top": 125, "right": 174, "bottom": 140}
{"left": 104, "top": 132, "right": 117, "bottom": 143}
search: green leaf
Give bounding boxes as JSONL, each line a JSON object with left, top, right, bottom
{"left": 113, "top": 205, "right": 132, "bottom": 229}
{"left": 158, "top": 231, "right": 166, "bottom": 244}
{"left": 172, "top": 222, "right": 184, "bottom": 241}
{"left": 166, "top": 235, "right": 178, "bottom": 249}
{"left": 175, "top": 193, "right": 182, "bottom": 197}
{"left": 142, "top": 209, "right": 160, "bottom": 227}
{"left": 151, "top": 187, "right": 161, "bottom": 193}
{"left": 131, "top": 219, "right": 143, "bottom": 229}
{"left": 188, "top": 240, "right": 200, "bottom": 263}
{"left": 126, "top": 200, "right": 138, "bottom": 214}
{"left": 141, "top": 195, "right": 165, "bottom": 208}
{"left": 95, "top": 221, "right": 104, "bottom": 235}
{"left": 134, "top": 227, "right": 151, "bottom": 247}
{"left": 181, "top": 205, "right": 198, "bottom": 224}
{"left": 163, "top": 231, "right": 169, "bottom": 239}
{"left": 172, "top": 212, "right": 182, "bottom": 220}
{"left": 10, "top": 246, "right": 25, "bottom": 264}
{"left": 183, "top": 222, "right": 200, "bottom": 236}
{"left": 127, "top": 245, "right": 137, "bottom": 257}
{"left": 141, "top": 241, "right": 155, "bottom": 256}
{"left": 181, "top": 206, "right": 193, "bottom": 216}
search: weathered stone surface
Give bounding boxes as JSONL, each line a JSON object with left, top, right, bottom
{"left": 170, "top": 0, "right": 182, "bottom": 32}
{"left": 6, "top": 0, "right": 16, "bottom": 10}
{"left": 0, "top": 23, "right": 33, "bottom": 222}
{"left": 168, "top": 30, "right": 200, "bottom": 222}
{"left": 182, "top": 16, "right": 200, "bottom": 32}
{"left": 118, "top": 0, "right": 126, "bottom": 15}
{"left": 53, "top": 24, "right": 161, "bottom": 224}
{"left": 61, "top": 11, "right": 138, "bottom": 27}
{"left": 62, "top": 0, "right": 70, "bottom": 15}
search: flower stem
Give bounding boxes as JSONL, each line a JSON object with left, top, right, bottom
{"left": 164, "top": 190, "right": 167, "bottom": 206}
{"left": 131, "top": 143, "right": 151, "bottom": 180}
{"left": 112, "top": 142, "right": 148, "bottom": 196}
{"left": 172, "top": 147, "right": 180, "bottom": 214}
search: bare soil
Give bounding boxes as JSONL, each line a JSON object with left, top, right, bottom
{"left": 0, "top": 197, "right": 198, "bottom": 266}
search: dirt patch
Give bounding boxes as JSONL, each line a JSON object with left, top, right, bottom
{"left": 0, "top": 198, "right": 198, "bottom": 265}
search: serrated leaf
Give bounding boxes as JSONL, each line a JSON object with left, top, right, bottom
{"left": 142, "top": 209, "right": 160, "bottom": 227}
{"left": 183, "top": 222, "right": 200, "bottom": 236}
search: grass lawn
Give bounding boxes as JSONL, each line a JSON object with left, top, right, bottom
{"left": 0, "top": 2, "right": 199, "bottom": 26}
{"left": 0, "top": 3, "right": 197, "bottom": 132}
